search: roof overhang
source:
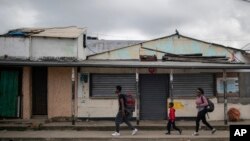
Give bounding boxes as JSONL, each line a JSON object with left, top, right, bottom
{"left": 1, "top": 60, "right": 250, "bottom": 69}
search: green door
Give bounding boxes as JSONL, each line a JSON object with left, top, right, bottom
{"left": 0, "top": 71, "right": 19, "bottom": 117}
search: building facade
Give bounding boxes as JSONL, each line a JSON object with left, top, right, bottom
{"left": 1, "top": 28, "right": 250, "bottom": 122}
{"left": 0, "top": 27, "right": 86, "bottom": 119}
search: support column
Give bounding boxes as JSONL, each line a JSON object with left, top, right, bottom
{"left": 71, "top": 67, "right": 76, "bottom": 125}
{"left": 22, "top": 67, "right": 32, "bottom": 119}
{"left": 136, "top": 68, "right": 140, "bottom": 125}
{"left": 223, "top": 69, "right": 228, "bottom": 125}
{"left": 170, "top": 69, "right": 174, "bottom": 102}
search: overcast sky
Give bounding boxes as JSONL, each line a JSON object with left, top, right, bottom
{"left": 0, "top": 0, "right": 250, "bottom": 49}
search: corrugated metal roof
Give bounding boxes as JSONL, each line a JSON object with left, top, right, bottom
{"left": 1, "top": 26, "right": 86, "bottom": 38}
{"left": 86, "top": 39, "right": 144, "bottom": 55}
{"left": 32, "top": 26, "right": 85, "bottom": 38}
{"left": 1, "top": 60, "right": 250, "bottom": 69}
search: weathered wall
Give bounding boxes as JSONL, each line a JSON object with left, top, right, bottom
{"left": 0, "top": 37, "right": 30, "bottom": 58}
{"left": 48, "top": 67, "right": 72, "bottom": 118}
{"left": 88, "top": 35, "right": 241, "bottom": 60}
{"left": 31, "top": 37, "right": 77, "bottom": 59}
{"left": 77, "top": 34, "right": 86, "bottom": 60}
{"left": 77, "top": 68, "right": 137, "bottom": 118}
{"left": 170, "top": 98, "right": 250, "bottom": 121}
{"left": 0, "top": 35, "right": 87, "bottom": 60}
{"left": 22, "top": 67, "right": 32, "bottom": 119}
{"left": 88, "top": 44, "right": 140, "bottom": 60}
{"left": 77, "top": 67, "right": 250, "bottom": 120}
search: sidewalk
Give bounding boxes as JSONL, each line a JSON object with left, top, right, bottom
{"left": 0, "top": 119, "right": 249, "bottom": 131}
{"left": 1, "top": 119, "right": 248, "bottom": 141}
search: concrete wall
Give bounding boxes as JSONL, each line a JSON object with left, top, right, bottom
{"left": 22, "top": 67, "right": 32, "bottom": 119}
{"left": 77, "top": 67, "right": 250, "bottom": 120}
{"left": 48, "top": 67, "right": 72, "bottom": 118}
{"left": 31, "top": 37, "right": 77, "bottom": 59}
{"left": 170, "top": 98, "right": 250, "bottom": 121}
{"left": 0, "top": 37, "right": 30, "bottom": 58}
{"left": 0, "top": 35, "right": 87, "bottom": 60}
{"left": 77, "top": 34, "right": 86, "bottom": 60}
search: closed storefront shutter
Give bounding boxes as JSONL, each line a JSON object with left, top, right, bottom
{"left": 91, "top": 74, "right": 136, "bottom": 97}
{"left": 172, "top": 73, "right": 214, "bottom": 97}
{"left": 140, "top": 74, "right": 169, "bottom": 120}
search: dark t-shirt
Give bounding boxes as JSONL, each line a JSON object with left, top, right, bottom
{"left": 118, "top": 94, "right": 126, "bottom": 111}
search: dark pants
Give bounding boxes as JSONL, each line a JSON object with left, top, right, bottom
{"left": 115, "top": 111, "right": 135, "bottom": 133}
{"left": 195, "top": 109, "right": 213, "bottom": 132}
{"left": 167, "top": 120, "right": 181, "bottom": 133}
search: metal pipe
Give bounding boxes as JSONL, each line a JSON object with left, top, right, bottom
{"left": 223, "top": 69, "right": 228, "bottom": 125}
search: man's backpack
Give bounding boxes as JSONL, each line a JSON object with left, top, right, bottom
{"left": 201, "top": 96, "right": 214, "bottom": 112}
{"left": 124, "top": 94, "right": 135, "bottom": 112}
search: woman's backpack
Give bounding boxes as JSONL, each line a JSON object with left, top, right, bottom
{"left": 201, "top": 96, "right": 214, "bottom": 112}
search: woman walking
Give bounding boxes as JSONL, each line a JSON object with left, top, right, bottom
{"left": 192, "top": 88, "right": 216, "bottom": 136}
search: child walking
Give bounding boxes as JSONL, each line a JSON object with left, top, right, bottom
{"left": 166, "top": 102, "right": 182, "bottom": 135}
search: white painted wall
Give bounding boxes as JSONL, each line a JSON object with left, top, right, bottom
{"left": 0, "top": 37, "right": 30, "bottom": 58}
{"left": 31, "top": 37, "right": 77, "bottom": 59}
{"left": 77, "top": 34, "right": 86, "bottom": 60}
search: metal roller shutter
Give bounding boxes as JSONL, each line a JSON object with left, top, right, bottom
{"left": 172, "top": 74, "right": 214, "bottom": 97}
{"left": 140, "top": 74, "right": 169, "bottom": 120}
{"left": 91, "top": 74, "right": 136, "bottom": 97}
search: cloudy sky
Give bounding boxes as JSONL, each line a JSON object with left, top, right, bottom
{"left": 0, "top": 0, "right": 250, "bottom": 49}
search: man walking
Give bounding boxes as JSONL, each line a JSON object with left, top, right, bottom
{"left": 112, "top": 85, "right": 138, "bottom": 136}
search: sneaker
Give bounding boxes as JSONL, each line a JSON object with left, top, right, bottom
{"left": 132, "top": 128, "right": 138, "bottom": 135}
{"left": 165, "top": 132, "right": 170, "bottom": 135}
{"left": 192, "top": 132, "right": 199, "bottom": 136}
{"left": 112, "top": 132, "right": 120, "bottom": 136}
{"left": 211, "top": 128, "right": 216, "bottom": 134}
{"left": 179, "top": 129, "right": 182, "bottom": 135}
